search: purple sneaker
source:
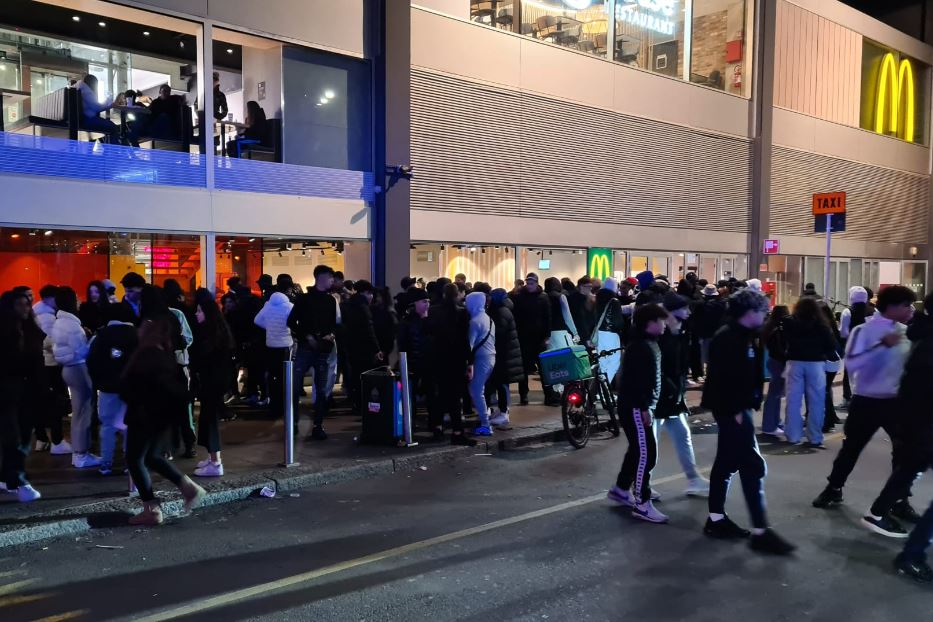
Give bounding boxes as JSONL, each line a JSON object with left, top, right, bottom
{"left": 607, "top": 486, "right": 635, "bottom": 508}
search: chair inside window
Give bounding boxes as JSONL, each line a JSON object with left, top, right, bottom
{"left": 28, "top": 87, "right": 79, "bottom": 140}
{"left": 236, "top": 118, "right": 282, "bottom": 163}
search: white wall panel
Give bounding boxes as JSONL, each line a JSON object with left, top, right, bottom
{"left": 212, "top": 193, "right": 369, "bottom": 239}
{"left": 518, "top": 38, "right": 613, "bottom": 110}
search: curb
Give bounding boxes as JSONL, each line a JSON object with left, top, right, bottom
{"left": 0, "top": 422, "right": 568, "bottom": 549}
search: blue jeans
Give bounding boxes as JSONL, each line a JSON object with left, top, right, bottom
{"left": 653, "top": 415, "right": 700, "bottom": 481}
{"left": 762, "top": 358, "right": 786, "bottom": 433}
{"left": 97, "top": 391, "right": 127, "bottom": 467}
{"left": 469, "top": 354, "right": 494, "bottom": 428}
{"left": 293, "top": 347, "right": 331, "bottom": 427}
{"left": 784, "top": 360, "right": 826, "bottom": 444}
{"left": 903, "top": 496, "right": 933, "bottom": 563}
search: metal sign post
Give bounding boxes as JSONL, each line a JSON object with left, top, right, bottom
{"left": 398, "top": 351, "right": 418, "bottom": 447}
{"left": 280, "top": 359, "right": 299, "bottom": 467}
{"left": 812, "top": 192, "right": 847, "bottom": 296}
{"left": 823, "top": 213, "right": 832, "bottom": 298}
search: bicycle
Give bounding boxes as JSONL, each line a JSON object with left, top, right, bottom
{"left": 560, "top": 347, "right": 622, "bottom": 449}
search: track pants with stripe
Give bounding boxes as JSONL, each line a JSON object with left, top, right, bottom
{"left": 616, "top": 405, "right": 657, "bottom": 504}
{"left": 709, "top": 409, "right": 768, "bottom": 529}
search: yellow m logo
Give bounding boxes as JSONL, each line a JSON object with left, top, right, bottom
{"left": 875, "top": 53, "right": 915, "bottom": 143}
{"left": 589, "top": 254, "right": 611, "bottom": 280}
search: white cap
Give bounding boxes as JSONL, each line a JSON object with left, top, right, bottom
{"left": 602, "top": 277, "right": 618, "bottom": 293}
{"left": 746, "top": 278, "right": 762, "bottom": 292}
{"left": 848, "top": 286, "right": 869, "bottom": 304}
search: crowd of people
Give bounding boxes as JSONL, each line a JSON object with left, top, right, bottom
{"left": 3, "top": 266, "right": 933, "bottom": 579}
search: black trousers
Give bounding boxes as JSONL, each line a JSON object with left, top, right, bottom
{"left": 828, "top": 396, "right": 903, "bottom": 490}
{"left": 689, "top": 333, "right": 704, "bottom": 380}
{"left": 127, "top": 423, "right": 182, "bottom": 502}
{"left": 244, "top": 342, "right": 266, "bottom": 399}
{"left": 430, "top": 369, "right": 464, "bottom": 433}
{"left": 0, "top": 379, "right": 31, "bottom": 489}
{"left": 265, "top": 346, "right": 292, "bottom": 419}
{"left": 616, "top": 406, "right": 656, "bottom": 504}
{"left": 709, "top": 409, "right": 768, "bottom": 529}
{"left": 196, "top": 364, "right": 228, "bottom": 453}
{"left": 171, "top": 366, "right": 196, "bottom": 454}
{"left": 870, "top": 452, "right": 927, "bottom": 517}
{"left": 824, "top": 371, "right": 839, "bottom": 426}
{"left": 34, "top": 365, "right": 65, "bottom": 445}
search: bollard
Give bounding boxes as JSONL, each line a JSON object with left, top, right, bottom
{"left": 399, "top": 351, "right": 418, "bottom": 447}
{"left": 280, "top": 358, "right": 299, "bottom": 467}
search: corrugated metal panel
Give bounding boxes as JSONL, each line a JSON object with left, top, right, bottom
{"left": 215, "top": 158, "right": 375, "bottom": 201}
{"left": 771, "top": 145, "right": 929, "bottom": 244}
{"left": 774, "top": 0, "right": 861, "bottom": 127}
{"left": 411, "top": 69, "right": 752, "bottom": 233}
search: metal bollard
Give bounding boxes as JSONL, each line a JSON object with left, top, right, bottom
{"left": 399, "top": 352, "right": 418, "bottom": 447}
{"left": 280, "top": 359, "right": 299, "bottom": 467}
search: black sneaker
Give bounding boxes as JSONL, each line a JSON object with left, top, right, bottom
{"left": 704, "top": 516, "right": 751, "bottom": 540}
{"left": 519, "top": 397, "right": 529, "bottom": 406}
{"left": 892, "top": 500, "right": 922, "bottom": 524}
{"left": 894, "top": 554, "right": 933, "bottom": 583}
{"left": 813, "top": 486, "right": 844, "bottom": 508}
{"left": 862, "top": 514, "right": 909, "bottom": 538}
{"left": 451, "top": 433, "right": 477, "bottom": 447}
{"left": 309, "top": 426, "right": 328, "bottom": 441}
{"left": 431, "top": 429, "right": 446, "bottom": 442}
{"left": 749, "top": 529, "right": 796, "bottom": 555}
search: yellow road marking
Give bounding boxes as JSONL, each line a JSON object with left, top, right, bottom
{"left": 0, "top": 593, "right": 49, "bottom": 608}
{"left": 30, "top": 610, "right": 89, "bottom": 622}
{"left": 0, "top": 579, "right": 38, "bottom": 596}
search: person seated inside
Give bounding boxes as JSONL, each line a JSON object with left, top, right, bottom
{"left": 146, "top": 84, "right": 185, "bottom": 141}
{"left": 76, "top": 74, "right": 131, "bottom": 145}
{"left": 226, "top": 100, "right": 267, "bottom": 158}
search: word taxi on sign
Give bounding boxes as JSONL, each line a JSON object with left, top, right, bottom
{"left": 812, "top": 192, "right": 846, "bottom": 216}
{"left": 616, "top": 0, "right": 678, "bottom": 36}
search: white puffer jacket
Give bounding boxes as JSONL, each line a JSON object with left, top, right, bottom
{"left": 51, "top": 311, "right": 90, "bottom": 367}
{"left": 255, "top": 292, "right": 294, "bottom": 348}
{"left": 33, "top": 300, "right": 58, "bottom": 367}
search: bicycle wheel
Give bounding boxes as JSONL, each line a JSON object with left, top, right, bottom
{"left": 561, "top": 383, "right": 591, "bottom": 449}
{"left": 598, "top": 379, "right": 621, "bottom": 437}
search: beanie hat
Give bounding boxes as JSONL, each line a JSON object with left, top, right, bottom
{"left": 662, "top": 291, "right": 689, "bottom": 313}
{"left": 624, "top": 277, "right": 638, "bottom": 288}
{"left": 635, "top": 270, "right": 655, "bottom": 292}
{"left": 490, "top": 288, "right": 509, "bottom": 305}
{"left": 602, "top": 277, "right": 618, "bottom": 293}
{"left": 746, "top": 278, "right": 762, "bottom": 292}
{"left": 525, "top": 272, "right": 539, "bottom": 282}
{"left": 407, "top": 288, "right": 429, "bottom": 303}
{"left": 848, "top": 286, "right": 869, "bottom": 305}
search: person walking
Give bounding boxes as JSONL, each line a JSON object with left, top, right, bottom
{"left": 288, "top": 266, "right": 340, "bottom": 440}
{"left": 487, "top": 289, "right": 523, "bottom": 430}
{"left": 86, "top": 304, "right": 138, "bottom": 475}
{"left": 821, "top": 303, "right": 845, "bottom": 433}
{"left": 813, "top": 286, "right": 919, "bottom": 518}
{"left": 33, "top": 285, "right": 70, "bottom": 454}
{"left": 254, "top": 291, "right": 294, "bottom": 420}
{"left": 655, "top": 292, "right": 710, "bottom": 497}
{"left": 781, "top": 297, "right": 840, "bottom": 447}
{"left": 760, "top": 305, "right": 789, "bottom": 437}
{"left": 567, "top": 277, "right": 596, "bottom": 346}
{"left": 511, "top": 274, "right": 552, "bottom": 406}
{"left": 121, "top": 317, "right": 206, "bottom": 526}
{"left": 50, "top": 286, "right": 102, "bottom": 469}
{"left": 426, "top": 283, "right": 476, "bottom": 446}
{"left": 607, "top": 304, "right": 669, "bottom": 524}
{"left": 0, "top": 290, "right": 45, "bottom": 501}
{"left": 190, "top": 288, "right": 235, "bottom": 477}
{"left": 701, "top": 289, "right": 795, "bottom": 554}
{"left": 838, "top": 286, "right": 873, "bottom": 411}
{"left": 466, "top": 292, "right": 496, "bottom": 436}
{"left": 696, "top": 284, "right": 727, "bottom": 371}
{"left": 160, "top": 281, "right": 196, "bottom": 458}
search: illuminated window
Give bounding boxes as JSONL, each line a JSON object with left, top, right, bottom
{"left": 860, "top": 40, "right": 928, "bottom": 144}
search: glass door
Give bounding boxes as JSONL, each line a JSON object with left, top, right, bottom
{"left": 699, "top": 254, "right": 718, "bottom": 283}
{"left": 902, "top": 261, "right": 927, "bottom": 299}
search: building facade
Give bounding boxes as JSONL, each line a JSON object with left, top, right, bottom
{"left": 0, "top": 0, "right": 930, "bottom": 307}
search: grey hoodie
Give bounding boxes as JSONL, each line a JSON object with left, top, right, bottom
{"left": 466, "top": 292, "right": 496, "bottom": 363}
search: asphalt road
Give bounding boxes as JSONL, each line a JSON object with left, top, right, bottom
{"left": 3, "top": 414, "right": 932, "bottom": 622}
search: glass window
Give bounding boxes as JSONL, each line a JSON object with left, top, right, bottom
{"left": 614, "top": 0, "right": 685, "bottom": 76}
{"left": 522, "top": 1, "right": 611, "bottom": 58}
{"left": 860, "top": 39, "right": 929, "bottom": 144}
{"left": 690, "top": 0, "right": 749, "bottom": 95}
{"left": 471, "top": 1, "right": 516, "bottom": 31}
{"left": 903, "top": 262, "right": 927, "bottom": 300}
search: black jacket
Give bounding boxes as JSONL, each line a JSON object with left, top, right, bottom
{"left": 398, "top": 311, "right": 430, "bottom": 373}
{"left": 781, "top": 316, "right": 839, "bottom": 362}
{"left": 489, "top": 299, "right": 524, "bottom": 384}
{"left": 696, "top": 298, "right": 727, "bottom": 339}
{"left": 426, "top": 301, "right": 470, "bottom": 374}
{"left": 547, "top": 290, "right": 569, "bottom": 333}
{"left": 79, "top": 301, "right": 109, "bottom": 333}
{"left": 121, "top": 346, "right": 189, "bottom": 428}
{"left": 655, "top": 328, "right": 689, "bottom": 419}
{"left": 0, "top": 317, "right": 43, "bottom": 381}
{"left": 511, "top": 287, "right": 551, "bottom": 346}
{"left": 618, "top": 331, "right": 661, "bottom": 412}
{"left": 595, "top": 289, "right": 626, "bottom": 336}
{"left": 372, "top": 305, "right": 398, "bottom": 358}
{"left": 896, "top": 333, "right": 933, "bottom": 453}
{"left": 288, "top": 288, "right": 338, "bottom": 348}
{"left": 87, "top": 322, "right": 138, "bottom": 393}
{"left": 567, "top": 290, "right": 595, "bottom": 342}
{"left": 701, "top": 322, "right": 764, "bottom": 416}
{"left": 342, "top": 294, "right": 381, "bottom": 363}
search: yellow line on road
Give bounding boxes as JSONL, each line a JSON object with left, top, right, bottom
{"left": 0, "top": 579, "right": 38, "bottom": 596}
{"left": 128, "top": 470, "right": 697, "bottom": 622}
{"left": 30, "top": 611, "right": 89, "bottom": 622}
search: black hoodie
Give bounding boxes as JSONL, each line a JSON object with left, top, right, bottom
{"left": 87, "top": 321, "right": 138, "bottom": 393}
{"left": 701, "top": 321, "right": 764, "bottom": 417}
{"left": 618, "top": 329, "right": 661, "bottom": 412}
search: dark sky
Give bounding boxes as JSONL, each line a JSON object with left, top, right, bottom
{"left": 839, "top": 0, "right": 933, "bottom": 42}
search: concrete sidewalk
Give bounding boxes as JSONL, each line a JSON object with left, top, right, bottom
{"left": 2, "top": 381, "right": 676, "bottom": 548}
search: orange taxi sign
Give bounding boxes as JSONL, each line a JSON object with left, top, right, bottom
{"left": 813, "top": 192, "right": 846, "bottom": 215}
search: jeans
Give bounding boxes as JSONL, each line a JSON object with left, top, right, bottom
{"left": 700, "top": 338, "right": 712, "bottom": 369}
{"left": 709, "top": 409, "right": 768, "bottom": 529}
{"left": 324, "top": 346, "right": 339, "bottom": 400}
{"left": 903, "top": 497, "right": 933, "bottom": 563}
{"left": 62, "top": 364, "right": 94, "bottom": 454}
{"left": 126, "top": 423, "right": 182, "bottom": 503}
{"left": 784, "top": 360, "right": 826, "bottom": 444}
{"left": 653, "top": 415, "right": 700, "bottom": 481}
{"left": 469, "top": 354, "right": 494, "bottom": 428}
{"left": 293, "top": 347, "right": 331, "bottom": 427}
{"left": 617, "top": 406, "right": 657, "bottom": 504}
{"left": 828, "top": 396, "right": 903, "bottom": 490}
{"left": 98, "top": 391, "right": 127, "bottom": 467}
{"left": 762, "top": 358, "right": 786, "bottom": 433}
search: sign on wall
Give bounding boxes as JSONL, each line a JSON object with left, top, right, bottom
{"left": 587, "top": 248, "right": 613, "bottom": 280}
{"left": 860, "top": 40, "right": 924, "bottom": 143}
{"left": 763, "top": 239, "right": 780, "bottom": 255}
{"left": 615, "top": 0, "right": 678, "bottom": 36}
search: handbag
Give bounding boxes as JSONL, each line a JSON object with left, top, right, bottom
{"left": 590, "top": 300, "right": 613, "bottom": 346}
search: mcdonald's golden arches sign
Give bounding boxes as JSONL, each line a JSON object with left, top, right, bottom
{"left": 587, "top": 248, "right": 613, "bottom": 281}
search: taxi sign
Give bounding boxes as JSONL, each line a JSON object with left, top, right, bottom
{"left": 812, "top": 192, "right": 846, "bottom": 216}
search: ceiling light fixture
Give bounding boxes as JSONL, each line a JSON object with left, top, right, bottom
{"left": 324, "top": 89, "right": 335, "bottom": 99}
{"left": 143, "top": 31, "right": 150, "bottom": 36}
{"left": 72, "top": 15, "right": 81, "bottom": 22}
{"left": 226, "top": 48, "right": 234, "bottom": 54}
{"left": 44, "top": 230, "right": 53, "bottom": 236}
{"left": 98, "top": 21, "right": 106, "bottom": 27}
{"left": 10, "top": 233, "right": 20, "bottom": 239}
{"left": 319, "top": 97, "right": 327, "bottom": 104}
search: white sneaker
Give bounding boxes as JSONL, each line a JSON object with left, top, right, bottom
{"left": 193, "top": 461, "right": 224, "bottom": 477}
{"left": 0, "top": 483, "right": 10, "bottom": 493}
{"left": 686, "top": 477, "right": 711, "bottom": 498}
{"left": 489, "top": 412, "right": 510, "bottom": 428}
{"left": 51, "top": 440, "right": 74, "bottom": 455}
{"left": 34, "top": 440, "right": 50, "bottom": 452}
{"left": 72, "top": 453, "right": 102, "bottom": 468}
{"left": 631, "top": 501, "right": 669, "bottom": 524}
{"left": 196, "top": 458, "right": 212, "bottom": 469}
{"left": 17, "top": 485, "right": 41, "bottom": 503}
{"left": 650, "top": 489, "right": 661, "bottom": 502}
{"left": 607, "top": 486, "right": 635, "bottom": 508}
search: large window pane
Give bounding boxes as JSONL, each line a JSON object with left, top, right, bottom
{"left": 471, "top": 1, "right": 517, "bottom": 31}
{"left": 522, "top": 1, "right": 611, "bottom": 58}
{"left": 690, "top": 0, "right": 749, "bottom": 95}
{"left": 614, "top": 0, "right": 685, "bottom": 76}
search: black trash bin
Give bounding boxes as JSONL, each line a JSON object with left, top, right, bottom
{"left": 359, "top": 368, "right": 404, "bottom": 445}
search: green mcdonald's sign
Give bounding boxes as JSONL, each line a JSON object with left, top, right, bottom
{"left": 587, "top": 248, "right": 613, "bottom": 280}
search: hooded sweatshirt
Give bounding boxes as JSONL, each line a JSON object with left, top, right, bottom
{"left": 844, "top": 314, "right": 910, "bottom": 399}
{"left": 466, "top": 292, "right": 495, "bottom": 364}
{"left": 254, "top": 292, "right": 295, "bottom": 348}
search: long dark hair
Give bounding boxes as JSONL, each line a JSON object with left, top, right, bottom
{"left": 850, "top": 302, "right": 870, "bottom": 329}
{"left": 246, "top": 100, "right": 266, "bottom": 127}
{"left": 762, "top": 305, "right": 789, "bottom": 343}
{"left": 86, "top": 280, "right": 107, "bottom": 307}
{"left": 821, "top": 303, "right": 841, "bottom": 340}
{"left": 793, "top": 297, "right": 829, "bottom": 327}
{"left": 54, "top": 286, "right": 79, "bottom": 315}
{"left": 194, "top": 288, "right": 234, "bottom": 352}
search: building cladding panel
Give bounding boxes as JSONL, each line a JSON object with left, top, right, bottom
{"left": 411, "top": 68, "right": 753, "bottom": 233}
{"left": 771, "top": 145, "right": 930, "bottom": 245}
